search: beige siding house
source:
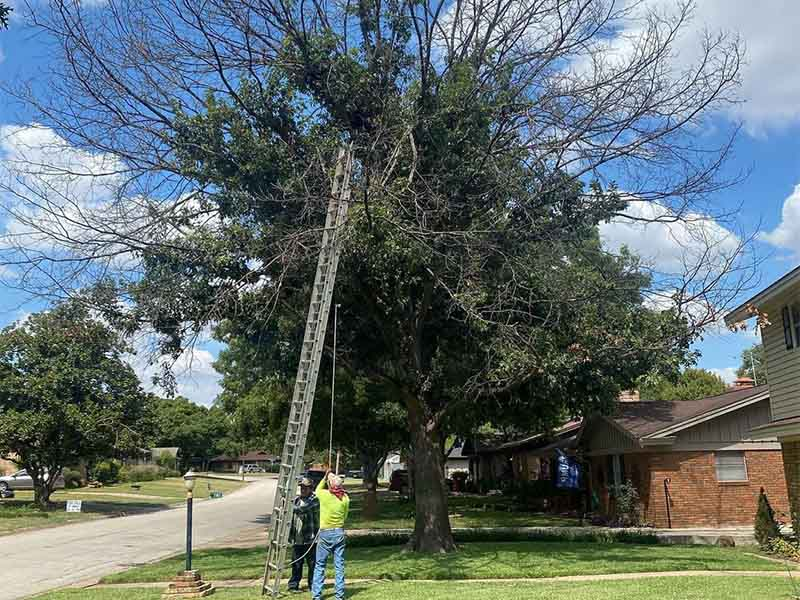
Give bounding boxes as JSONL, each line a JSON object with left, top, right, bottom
{"left": 726, "top": 265, "right": 800, "bottom": 524}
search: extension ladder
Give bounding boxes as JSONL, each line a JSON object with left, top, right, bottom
{"left": 262, "top": 147, "right": 353, "bottom": 597}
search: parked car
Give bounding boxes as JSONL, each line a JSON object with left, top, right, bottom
{"left": 346, "top": 469, "right": 362, "bottom": 479}
{"left": 242, "top": 464, "right": 265, "bottom": 473}
{"left": 0, "top": 469, "right": 65, "bottom": 492}
{"left": 388, "top": 469, "right": 409, "bottom": 494}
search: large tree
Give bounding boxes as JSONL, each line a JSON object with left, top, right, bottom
{"left": 1, "top": 0, "right": 757, "bottom": 550}
{"left": 639, "top": 368, "right": 727, "bottom": 402}
{"left": 143, "top": 395, "right": 229, "bottom": 470}
{"left": 0, "top": 301, "right": 146, "bottom": 507}
{"left": 737, "top": 343, "right": 767, "bottom": 385}
{"left": 214, "top": 331, "right": 407, "bottom": 517}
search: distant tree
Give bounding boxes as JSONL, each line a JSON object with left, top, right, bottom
{"left": 737, "top": 344, "right": 767, "bottom": 385}
{"left": 640, "top": 369, "right": 727, "bottom": 402}
{"left": 143, "top": 395, "right": 229, "bottom": 470}
{"left": 0, "top": 3, "right": 11, "bottom": 29}
{"left": 0, "top": 301, "right": 146, "bottom": 507}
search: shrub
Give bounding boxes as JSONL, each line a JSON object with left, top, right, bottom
{"left": 613, "top": 480, "right": 643, "bottom": 527}
{"left": 766, "top": 537, "right": 800, "bottom": 561}
{"left": 62, "top": 468, "right": 83, "bottom": 489}
{"left": 119, "top": 464, "right": 170, "bottom": 483}
{"left": 754, "top": 487, "right": 781, "bottom": 548}
{"left": 156, "top": 453, "right": 177, "bottom": 471}
{"left": 93, "top": 459, "right": 121, "bottom": 484}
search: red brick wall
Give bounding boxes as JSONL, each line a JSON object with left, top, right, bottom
{"left": 645, "top": 450, "right": 788, "bottom": 528}
{"left": 589, "top": 450, "right": 788, "bottom": 528}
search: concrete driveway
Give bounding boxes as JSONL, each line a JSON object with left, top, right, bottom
{"left": 0, "top": 476, "right": 276, "bottom": 600}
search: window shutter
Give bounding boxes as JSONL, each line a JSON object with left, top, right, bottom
{"left": 783, "top": 306, "right": 794, "bottom": 350}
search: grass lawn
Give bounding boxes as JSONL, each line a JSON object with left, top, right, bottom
{"left": 36, "top": 577, "right": 800, "bottom": 600}
{"left": 101, "top": 541, "right": 783, "bottom": 584}
{"left": 0, "top": 477, "right": 246, "bottom": 536}
{"left": 345, "top": 484, "right": 579, "bottom": 530}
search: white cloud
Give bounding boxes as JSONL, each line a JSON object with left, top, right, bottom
{"left": 610, "top": 1, "right": 800, "bottom": 135}
{"left": 761, "top": 184, "right": 800, "bottom": 256}
{"left": 127, "top": 336, "right": 223, "bottom": 407}
{"left": 709, "top": 366, "right": 737, "bottom": 384}
{"left": 599, "top": 201, "right": 740, "bottom": 274}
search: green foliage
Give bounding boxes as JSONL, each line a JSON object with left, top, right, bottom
{"left": 754, "top": 488, "right": 781, "bottom": 549}
{"left": 142, "top": 396, "right": 228, "bottom": 466}
{"left": 0, "top": 300, "right": 147, "bottom": 505}
{"left": 613, "top": 480, "right": 644, "bottom": 527}
{"left": 155, "top": 453, "right": 177, "bottom": 471}
{"left": 737, "top": 344, "right": 767, "bottom": 385}
{"left": 119, "top": 465, "right": 170, "bottom": 483}
{"left": 61, "top": 468, "right": 83, "bottom": 489}
{"left": 93, "top": 460, "right": 122, "bottom": 485}
{"left": 639, "top": 369, "right": 727, "bottom": 402}
{"left": 765, "top": 537, "right": 800, "bottom": 561}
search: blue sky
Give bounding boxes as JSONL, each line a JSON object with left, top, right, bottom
{"left": 1, "top": 1, "right": 800, "bottom": 404}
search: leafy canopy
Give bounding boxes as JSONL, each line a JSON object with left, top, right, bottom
{"left": 639, "top": 369, "right": 727, "bottom": 402}
{"left": 0, "top": 301, "right": 146, "bottom": 503}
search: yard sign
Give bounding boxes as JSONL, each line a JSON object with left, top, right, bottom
{"left": 66, "top": 500, "right": 82, "bottom": 513}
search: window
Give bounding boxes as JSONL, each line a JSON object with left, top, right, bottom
{"left": 783, "top": 306, "right": 794, "bottom": 350}
{"left": 715, "top": 452, "right": 748, "bottom": 482}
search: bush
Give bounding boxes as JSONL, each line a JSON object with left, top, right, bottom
{"left": 119, "top": 464, "right": 168, "bottom": 483}
{"left": 766, "top": 537, "right": 800, "bottom": 561}
{"left": 613, "top": 480, "right": 643, "bottom": 527}
{"left": 62, "top": 468, "right": 83, "bottom": 489}
{"left": 156, "top": 454, "right": 177, "bottom": 471}
{"left": 754, "top": 487, "right": 781, "bottom": 548}
{"left": 93, "top": 459, "right": 121, "bottom": 485}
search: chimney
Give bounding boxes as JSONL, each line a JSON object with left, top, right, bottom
{"left": 732, "top": 377, "right": 755, "bottom": 389}
{"left": 618, "top": 389, "right": 640, "bottom": 403}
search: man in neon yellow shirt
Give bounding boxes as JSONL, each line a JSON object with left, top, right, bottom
{"left": 311, "top": 471, "right": 350, "bottom": 600}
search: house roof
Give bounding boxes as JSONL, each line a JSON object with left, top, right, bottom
{"left": 725, "top": 264, "right": 800, "bottom": 324}
{"left": 602, "top": 385, "right": 770, "bottom": 440}
{"left": 478, "top": 421, "right": 582, "bottom": 454}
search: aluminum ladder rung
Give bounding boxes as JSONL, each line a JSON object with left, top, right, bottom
{"left": 262, "top": 146, "right": 352, "bottom": 598}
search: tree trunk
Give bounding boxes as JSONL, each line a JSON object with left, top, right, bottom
{"left": 407, "top": 394, "right": 456, "bottom": 553}
{"left": 360, "top": 452, "right": 386, "bottom": 521}
{"left": 31, "top": 470, "right": 53, "bottom": 509}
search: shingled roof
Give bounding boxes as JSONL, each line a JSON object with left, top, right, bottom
{"left": 607, "top": 384, "right": 770, "bottom": 440}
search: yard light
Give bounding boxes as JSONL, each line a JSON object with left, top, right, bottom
{"left": 183, "top": 470, "right": 196, "bottom": 572}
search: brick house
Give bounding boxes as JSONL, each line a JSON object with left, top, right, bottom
{"left": 579, "top": 384, "right": 789, "bottom": 528}
{"left": 726, "top": 265, "right": 800, "bottom": 529}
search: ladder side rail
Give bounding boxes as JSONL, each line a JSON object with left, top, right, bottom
{"left": 262, "top": 147, "right": 352, "bottom": 596}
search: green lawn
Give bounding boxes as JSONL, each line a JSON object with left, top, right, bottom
{"left": 101, "top": 541, "right": 783, "bottom": 584}
{"left": 35, "top": 577, "right": 800, "bottom": 600}
{"left": 0, "top": 477, "right": 246, "bottom": 536}
{"left": 345, "top": 484, "right": 579, "bottom": 530}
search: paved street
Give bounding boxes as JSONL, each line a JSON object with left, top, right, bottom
{"left": 0, "top": 477, "right": 276, "bottom": 600}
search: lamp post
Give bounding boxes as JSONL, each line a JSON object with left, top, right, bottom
{"left": 183, "top": 470, "right": 196, "bottom": 572}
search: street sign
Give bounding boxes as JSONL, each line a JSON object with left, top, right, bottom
{"left": 66, "top": 500, "right": 82, "bottom": 513}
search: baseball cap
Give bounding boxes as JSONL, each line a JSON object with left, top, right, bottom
{"left": 299, "top": 477, "right": 313, "bottom": 487}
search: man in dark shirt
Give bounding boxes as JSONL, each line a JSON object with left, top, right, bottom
{"left": 287, "top": 477, "right": 320, "bottom": 592}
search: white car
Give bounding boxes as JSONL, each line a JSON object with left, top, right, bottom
{"left": 0, "top": 469, "right": 65, "bottom": 492}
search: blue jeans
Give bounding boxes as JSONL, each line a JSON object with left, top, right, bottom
{"left": 311, "top": 528, "right": 346, "bottom": 600}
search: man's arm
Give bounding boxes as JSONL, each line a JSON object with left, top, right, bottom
{"left": 316, "top": 473, "right": 328, "bottom": 494}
